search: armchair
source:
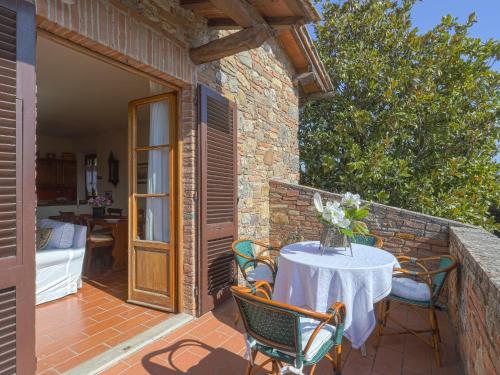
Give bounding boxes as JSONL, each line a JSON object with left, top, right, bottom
{"left": 375, "top": 254, "right": 457, "bottom": 367}
{"left": 232, "top": 281, "right": 346, "bottom": 375}
{"left": 232, "top": 239, "right": 280, "bottom": 286}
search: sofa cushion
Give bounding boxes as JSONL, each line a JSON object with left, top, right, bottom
{"left": 36, "top": 228, "right": 52, "bottom": 251}
{"left": 38, "top": 219, "right": 75, "bottom": 249}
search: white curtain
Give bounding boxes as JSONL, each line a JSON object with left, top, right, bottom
{"left": 145, "top": 100, "right": 169, "bottom": 242}
{"left": 86, "top": 160, "right": 98, "bottom": 196}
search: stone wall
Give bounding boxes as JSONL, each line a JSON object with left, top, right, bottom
{"left": 269, "top": 180, "right": 470, "bottom": 257}
{"left": 447, "top": 227, "right": 500, "bottom": 375}
{"left": 198, "top": 34, "right": 301, "bottom": 241}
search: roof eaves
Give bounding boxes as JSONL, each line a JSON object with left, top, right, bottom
{"left": 292, "top": 25, "right": 333, "bottom": 94}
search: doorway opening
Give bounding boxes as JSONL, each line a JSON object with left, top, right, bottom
{"left": 35, "top": 36, "right": 178, "bottom": 373}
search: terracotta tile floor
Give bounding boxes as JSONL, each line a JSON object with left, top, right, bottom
{"left": 102, "top": 300, "right": 462, "bottom": 375}
{"left": 36, "top": 269, "right": 173, "bottom": 375}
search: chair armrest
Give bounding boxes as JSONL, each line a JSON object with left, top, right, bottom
{"left": 327, "top": 302, "right": 347, "bottom": 345}
{"left": 303, "top": 302, "right": 346, "bottom": 353}
{"left": 252, "top": 281, "right": 273, "bottom": 299}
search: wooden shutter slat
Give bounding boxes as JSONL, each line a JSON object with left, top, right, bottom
{"left": 199, "top": 85, "right": 237, "bottom": 315}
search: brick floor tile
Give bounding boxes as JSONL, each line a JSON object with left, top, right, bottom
{"left": 36, "top": 348, "right": 75, "bottom": 372}
{"left": 70, "top": 327, "right": 121, "bottom": 353}
{"left": 35, "top": 270, "right": 171, "bottom": 374}
{"left": 373, "top": 346, "right": 403, "bottom": 374}
{"left": 105, "top": 324, "right": 153, "bottom": 347}
{"left": 36, "top": 369, "right": 59, "bottom": 375}
{"left": 99, "top": 361, "right": 130, "bottom": 375}
{"left": 166, "top": 349, "right": 203, "bottom": 372}
{"left": 37, "top": 332, "right": 89, "bottom": 358}
{"left": 83, "top": 315, "right": 127, "bottom": 336}
{"left": 432, "top": 365, "right": 462, "bottom": 375}
{"left": 55, "top": 344, "right": 109, "bottom": 373}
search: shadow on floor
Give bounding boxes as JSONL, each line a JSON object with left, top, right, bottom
{"left": 141, "top": 338, "right": 248, "bottom": 374}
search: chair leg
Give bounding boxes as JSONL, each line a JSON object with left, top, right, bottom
{"left": 334, "top": 345, "right": 342, "bottom": 375}
{"left": 245, "top": 350, "right": 257, "bottom": 375}
{"left": 309, "top": 364, "right": 317, "bottom": 375}
{"left": 429, "top": 307, "right": 441, "bottom": 367}
{"left": 383, "top": 300, "right": 390, "bottom": 326}
{"left": 375, "top": 301, "right": 386, "bottom": 347}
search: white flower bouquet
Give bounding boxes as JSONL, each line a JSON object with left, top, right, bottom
{"left": 313, "top": 192, "right": 370, "bottom": 253}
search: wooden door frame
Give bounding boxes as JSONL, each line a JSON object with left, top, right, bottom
{"left": 128, "top": 92, "right": 180, "bottom": 312}
{"left": 34, "top": 32, "right": 185, "bottom": 313}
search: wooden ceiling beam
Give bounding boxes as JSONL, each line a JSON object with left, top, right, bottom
{"left": 208, "top": 0, "right": 262, "bottom": 28}
{"left": 179, "top": 0, "right": 211, "bottom": 11}
{"left": 208, "top": 16, "right": 304, "bottom": 30}
{"left": 293, "top": 71, "right": 316, "bottom": 86}
{"left": 189, "top": 0, "right": 274, "bottom": 65}
{"left": 190, "top": 24, "right": 271, "bottom": 64}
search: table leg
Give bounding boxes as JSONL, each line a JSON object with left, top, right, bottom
{"left": 360, "top": 344, "right": 367, "bottom": 357}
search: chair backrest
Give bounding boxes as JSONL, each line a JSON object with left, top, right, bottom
{"left": 59, "top": 211, "right": 77, "bottom": 223}
{"left": 232, "top": 240, "right": 256, "bottom": 272}
{"left": 352, "top": 234, "right": 376, "bottom": 247}
{"left": 107, "top": 208, "right": 122, "bottom": 217}
{"left": 431, "top": 255, "right": 457, "bottom": 299}
{"left": 232, "top": 286, "right": 302, "bottom": 356}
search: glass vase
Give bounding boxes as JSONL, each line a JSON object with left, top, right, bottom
{"left": 319, "top": 225, "right": 353, "bottom": 256}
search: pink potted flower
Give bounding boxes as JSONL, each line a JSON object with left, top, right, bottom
{"left": 88, "top": 195, "right": 113, "bottom": 218}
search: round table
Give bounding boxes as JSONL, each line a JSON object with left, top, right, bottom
{"left": 273, "top": 241, "right": 398, "bottom": 349}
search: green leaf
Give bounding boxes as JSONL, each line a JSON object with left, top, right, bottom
{"left": 300, "top": 0, "right": 500, "bottom": 232}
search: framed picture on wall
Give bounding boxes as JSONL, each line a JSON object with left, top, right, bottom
{"left": 104, "top": 191, "right": 113, "bottom": 201}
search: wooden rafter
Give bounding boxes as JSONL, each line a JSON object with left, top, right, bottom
{"left": 190, "top": 24, "right": 270, "bottom": 64}
{"left": 208, "top": 16, "right": 304, "bottom": 30}
{"left": 188, "top": 0, "right": 274, "bottom": 64}
{"left": 208, "top": 0, "right": 260, "bottom": 28}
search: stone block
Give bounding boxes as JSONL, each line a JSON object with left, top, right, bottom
{"left": 395, "top": 232, "right": 415, "bottom": 240}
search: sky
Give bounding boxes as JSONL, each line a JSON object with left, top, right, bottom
{"left": 311, "top": 0, "right": 500, "bottom": 70}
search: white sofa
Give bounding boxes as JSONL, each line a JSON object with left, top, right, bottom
{"left": 36, "top": 221, "right": 87, "bottom": 305}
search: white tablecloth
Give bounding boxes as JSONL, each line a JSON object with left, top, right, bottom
{"left": 273, "top": 241, "right": 398, "bottom": 349}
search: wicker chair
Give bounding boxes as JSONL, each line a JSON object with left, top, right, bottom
{"left": 232, "top": 239, "right": 280, "bottom": 286}
{"left": 232, "top": 281, "right": 346, "bottom": 375}
{"left": 375, "top": 255, "right": 457, "bottom": 367}
{"left": 351, "top": 233, "right": 383, "bottom": 248}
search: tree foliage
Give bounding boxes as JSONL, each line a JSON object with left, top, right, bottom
{"left": 300, "top": 0, "right": 500, "bottom": 229}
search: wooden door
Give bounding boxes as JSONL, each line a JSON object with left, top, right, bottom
{"left": 0, "top": 0, "right": 36, "bottom": 373}
{"left": 198, "top": 85, "right": 237, "bottom": 315}
{"left": 128, "top": 93, "right": 177, "bottom": 312}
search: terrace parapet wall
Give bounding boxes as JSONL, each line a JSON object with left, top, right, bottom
{"left": 447, "top": 227, "right": 500, "bottom": 375}
{"left": 269, "top": 179, "right": 471, "bottom": 257}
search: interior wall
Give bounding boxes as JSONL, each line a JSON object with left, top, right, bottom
{"left": 77, "top": 129, "right": 129, "bottom": 214}
{"left": 36, "top": 129, "right": 128, "bottom": 219}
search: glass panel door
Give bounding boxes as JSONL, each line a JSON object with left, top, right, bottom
{"left": 128, "top": 93, "right": 177, "bottom": 311}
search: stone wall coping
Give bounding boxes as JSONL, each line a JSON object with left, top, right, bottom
{"left": 450, "top": 226, "right": 500, "bottom": 296}
{"left": 270, "top": 179, "right": 476, "bottom": 229}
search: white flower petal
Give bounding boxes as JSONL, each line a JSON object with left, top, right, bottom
{"left": 313, "top": 192, "right": 324, "bottom": 213}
